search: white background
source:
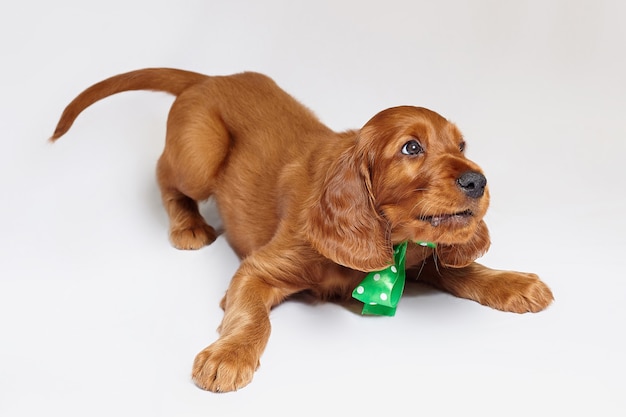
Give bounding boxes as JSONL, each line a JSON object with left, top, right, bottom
{"left": 1, "top": 0, "right": 625, "bottom": 415}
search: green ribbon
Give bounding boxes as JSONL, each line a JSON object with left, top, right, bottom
{"left": 352, "top": 241, "right": 435, "bottom": 316}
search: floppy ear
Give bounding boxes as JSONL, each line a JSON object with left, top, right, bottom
{"left": 436, "top": 220, "right": 491, "bottom": 268}
{"left": 305, "top": 145, "right": 392, "bottom": 272}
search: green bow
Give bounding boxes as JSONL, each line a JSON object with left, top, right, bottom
{"left": 352, "top": 241, "right": 436, "bottom": 316}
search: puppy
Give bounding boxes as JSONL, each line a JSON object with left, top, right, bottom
{"left": 51, "top": 68, "right": 553, "bottom": 392}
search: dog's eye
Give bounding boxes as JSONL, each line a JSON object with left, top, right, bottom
{"left": 401, "top": 140, "right": 423, "bottom": 156}
{"left": 459, "top": 141, "right": 466, "bottom": 152}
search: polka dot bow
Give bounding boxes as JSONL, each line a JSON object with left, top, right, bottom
{"left": 352, "top": 241, "right": 436, "bottom": 316}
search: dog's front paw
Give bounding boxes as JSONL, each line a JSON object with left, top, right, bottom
{"left": 485, "top": 272, "right": 554, "bottom": 313}
{"left": 192, "top": 340, "right": 260, "bottom": 393}
{"left": 170, "top": 223, "right": 217, "bottom": 250}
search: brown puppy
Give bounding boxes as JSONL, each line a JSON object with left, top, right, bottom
{"left": 51, "top": 68, "right": 553, "bottom": 392}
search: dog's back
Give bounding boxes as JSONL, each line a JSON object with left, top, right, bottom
{"left": 50, "top": 68, "right": 336, "bottom": 255}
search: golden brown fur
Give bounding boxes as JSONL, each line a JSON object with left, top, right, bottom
{"left": 51, "top": 68, "right": 553, "bottom": 392}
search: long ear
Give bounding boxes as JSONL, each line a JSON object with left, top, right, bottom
{"left": 305, "top": 146, "right": 392, "bottom": 272}
{"left": 436, "top": 220, "right": 491, "bottom": 268}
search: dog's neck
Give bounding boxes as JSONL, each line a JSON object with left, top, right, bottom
{"left": 352, "top": 240, "right": 436, "bottom": 316}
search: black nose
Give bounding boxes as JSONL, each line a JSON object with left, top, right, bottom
{"left": 457, "top": 171, "right": 487, "bottom": 199}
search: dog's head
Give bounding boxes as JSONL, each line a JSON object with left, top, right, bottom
{"left": 306, "top": 106, "right": 490, "bottom": 271}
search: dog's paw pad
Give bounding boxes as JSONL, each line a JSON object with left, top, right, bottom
{"left": 509, "top": 274, "right": 554, "bottom": 313}
{"left": 491, "top": 273, "right": 554, "bottom": 313}
{"left": 192, "top": 343, "right": 259, "bottom": 393}
{"left": 170, "top": 224, "right": 217, "bottom": 250}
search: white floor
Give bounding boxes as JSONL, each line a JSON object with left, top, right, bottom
{"left": 1, "top": 1, "right": 625, "bottom": 415}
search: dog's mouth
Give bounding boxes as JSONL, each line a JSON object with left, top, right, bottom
{"left": 419, "top": 209, "right": 473, "bottom": 227}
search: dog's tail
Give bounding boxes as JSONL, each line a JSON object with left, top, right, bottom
{"left": 49, "top": 68, "right": 208, "bottom": 141}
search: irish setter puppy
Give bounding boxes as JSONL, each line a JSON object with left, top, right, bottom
{"left": 51, "top": 68, "right": 553, "bottom": 392}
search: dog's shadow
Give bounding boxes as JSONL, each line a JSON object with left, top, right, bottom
{"left": 288, "top": 279, "right": 440, "bottom": 315}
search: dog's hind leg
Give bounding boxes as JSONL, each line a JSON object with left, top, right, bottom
{"left": 156, "top": 88, "right": 230, "bottom": 250}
